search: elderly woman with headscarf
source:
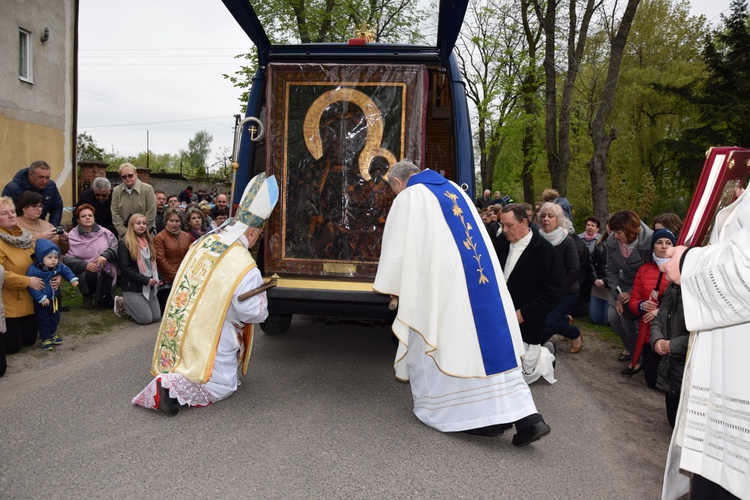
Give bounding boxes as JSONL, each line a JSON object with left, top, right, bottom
{"left": 64, "top": 204, "right": 118, "bottom": 309}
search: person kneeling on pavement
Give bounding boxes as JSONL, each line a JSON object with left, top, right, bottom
{"left": 374, "top": 162, "right": 551, "bottom": 446}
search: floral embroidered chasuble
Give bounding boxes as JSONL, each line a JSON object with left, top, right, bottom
{"left": 151, "top": 233, "right": 256, "bottom": 383}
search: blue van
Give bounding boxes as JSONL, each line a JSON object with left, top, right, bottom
{"left": 223, "top": 0, "right": 475, "bottom": 333}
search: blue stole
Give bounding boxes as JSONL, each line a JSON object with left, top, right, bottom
{"left": 407, "top": 170, "right": 517, "bottom": 374}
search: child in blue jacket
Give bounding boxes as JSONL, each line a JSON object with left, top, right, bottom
{"left": 27, "top": 239, "right": 79, "bottom": 350}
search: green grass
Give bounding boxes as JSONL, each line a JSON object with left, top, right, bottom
{"left": 575, "top": 315, "right": 621, "bottom": 345}
{"left": 59, "top": 281, "right": 129, "bottom": 337}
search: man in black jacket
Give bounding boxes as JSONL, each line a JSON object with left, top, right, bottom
{"left": 75, "top": 177, "right": 115, "bottom": 234}
{"left": 2, "top": 161, "right": 64, "bottom": 226}
{"left": 495, "top": 204, "right": 567, "bottom": 383}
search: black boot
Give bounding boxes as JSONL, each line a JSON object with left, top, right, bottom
{"left": 157, "top": 380, "right": 179, "bottom": 416}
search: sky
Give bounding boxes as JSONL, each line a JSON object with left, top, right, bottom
{"left": 78, "top": 0, "right": 253, "bottom": 163}
{"left": 77, "top": 0, "right": 735, "bottom": 162}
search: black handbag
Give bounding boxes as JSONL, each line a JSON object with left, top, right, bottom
{"left": 95, "top": 271, "right": 114, "bottom": 304}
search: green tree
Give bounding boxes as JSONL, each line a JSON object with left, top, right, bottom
{"left": 187, "top": 130, "right": 214, "bottom": 178}
{"left": 456, "top": 0, "right": 526, "bottom": 195}
{"left": 660, "top": 0, "right": 750, "bottom": 185}
{"left": 606, "top": 0, "right": 706, "bottom": 217}
{"left": 517, "top": 0, "right": 543, "bottom": 203}
{"left": 585, "top": 0, "right": 641, "bottom": 220}
{"left": 224, "top": 0, "right": 428, "bottom": 107}
{"left": 77, "top": 132, "right": 105, "bottom": 162}
{"left": 532, "top": 0, "right": 603, "bottom": 197}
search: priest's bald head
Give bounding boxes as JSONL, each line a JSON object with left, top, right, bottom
{"left": 386, "top": 160, "right": 420, "bottom": 195}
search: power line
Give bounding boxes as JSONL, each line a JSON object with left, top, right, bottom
{"left": 79, "top": 90, "right": 194, "bottom": 119}
{"left": 80, "top": 115, "right": 231, "bottom": 130}
{"left": 79, "top": 62, "right": 242, "bottom": 67}
{"left": 79, "top": 47, "right": 250, "bottom": 52}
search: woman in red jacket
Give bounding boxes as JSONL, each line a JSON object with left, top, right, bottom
{"left": 626, "top": 228, "right": 676, "bottom": 383}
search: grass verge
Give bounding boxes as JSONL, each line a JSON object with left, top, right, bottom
{"left": 59, "top": 281, "right": 129, "bottom": 337}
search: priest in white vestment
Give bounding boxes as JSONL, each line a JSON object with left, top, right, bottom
{"left": 661, "top": 187, "right": 750, "bottom": 499}
{"left": 374, "top": 161, "right": 550, "bottom": 446}
{"left": 132, "top": 173, "right": 279, "bottom": 415}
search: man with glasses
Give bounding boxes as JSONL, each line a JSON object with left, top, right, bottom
{"left": 75, "top": 177, "right": 116, "bottom": 234}
{"left": 166, "top": 195, "right": 180, "bottom": 210}
{"left": 2, "top": 160, "right": 64, "bottom": 226}
{"left": 111, "top": 163, "right": 156, "bottom": 238}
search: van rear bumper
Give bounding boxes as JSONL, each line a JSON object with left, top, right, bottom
{"left": 265, "top": 279, "right": 392, "bottom": 319}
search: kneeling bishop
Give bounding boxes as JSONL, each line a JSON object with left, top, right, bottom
{"left": 132, "top": 173, "right": 278, "bottom": 415}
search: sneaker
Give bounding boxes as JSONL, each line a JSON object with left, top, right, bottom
{"left": 40, "top": 339, "right": 54, "bottom": 351}
{"left": 113, "top": 296, "right": 126, "bottom": 317}
{"left": 51, "top": 334, "right": 64, "bottom": 345}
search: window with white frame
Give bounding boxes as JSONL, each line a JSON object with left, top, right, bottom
{"left": 19, "top": 28, "right": 33, "bottom": 83}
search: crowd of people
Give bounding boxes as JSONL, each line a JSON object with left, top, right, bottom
{"left": 476, "top": 186, "right": 689, "bottom": 429}
{"left": 0, "top": 160, "right": 232, "bottom": 377}
{"left": 2, "top": 159, "right": 748, "bottom": 497}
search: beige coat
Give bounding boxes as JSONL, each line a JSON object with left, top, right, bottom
{"left": 111, "top": 178, "right": 156, "bottom": 238}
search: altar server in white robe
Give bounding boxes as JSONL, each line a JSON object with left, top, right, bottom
{"left": 132, "top": 173, "right": 278, "bottom": 415}
{"left": 661, "top": 187, "right": 750, "bottom": 500}
{"left": 374, "top": 160, "right": 550, "bottom": 446}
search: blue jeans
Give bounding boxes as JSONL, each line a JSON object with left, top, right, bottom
{"left": 544, "top": 292, "right": 581, "bottom": 342}
{"left": 589, "top": 295, "right": 610, "bottom": 325}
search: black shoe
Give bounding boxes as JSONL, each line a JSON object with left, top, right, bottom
{"left": 512, "top": 419, "right": 551, "bottom": 447}
{"left": 618, "top": 353, "right": 631, "bottom": 362}
{"left": 157, "top": 380, "right": 179, "bottom": 416}
{"left": 622, "top": 365, "right": 643, "bottom": 377}
{"left": 463, "top": 423, "right": 513, "bottom": 436}
{"left": 543, "top": 341, "right": 556, "bottom": 369}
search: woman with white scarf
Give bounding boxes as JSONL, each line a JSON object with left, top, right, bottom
{"left": 116, "top": 214, "right": 161, "bottom": 324}
{"left": 538, "top": 202, "right": 583, "bottom": 353}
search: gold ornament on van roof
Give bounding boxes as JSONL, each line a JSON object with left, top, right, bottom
{"left": 354, "top": 21, "right": 376, "bottom": 43}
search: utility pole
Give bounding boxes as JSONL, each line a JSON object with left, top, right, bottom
{"left": 231, "top": 114, "right": 241, "bottom": 162}
{"left": 146, "top": 130, "right": 150, "bottom": 169}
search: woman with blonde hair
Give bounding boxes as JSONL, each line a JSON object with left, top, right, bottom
{"left": 0, "top": 196, "right": 44, "bottom": 373}
{"left": 116, "top": 214, "right": 161, "bottom": 324}
{"left": 538, "top": 202, "right": 583, "bottom": 353}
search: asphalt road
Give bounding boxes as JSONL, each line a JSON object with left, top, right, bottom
{"left": 0, "top": 316, "right": 664, "bottom": 499}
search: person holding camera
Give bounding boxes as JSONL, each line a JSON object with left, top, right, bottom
{"left": 15, "top": 190, "right": 69, "bottom": 254}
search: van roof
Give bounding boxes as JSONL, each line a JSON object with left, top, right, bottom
{"left": 221, "top": 0, "right": 469, "bottom": 67}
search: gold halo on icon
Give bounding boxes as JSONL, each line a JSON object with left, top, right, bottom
{"left": 303, "top": 88, "right": 396, "bottom": 181}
